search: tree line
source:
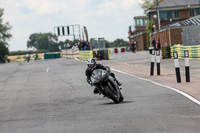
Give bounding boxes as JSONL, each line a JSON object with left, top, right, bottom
{"left": 26, "top": 33, "right": 129, "bottom": 51}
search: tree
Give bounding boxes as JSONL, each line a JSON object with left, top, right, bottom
{"left": 105, "top": 39, "right": 129, "bottom": 48}
{"left": 139, "top": 0, "right": 161, "bottom": 10}
{"left": 27, "top": 33, "right": 59, "bottom": 51}
{"left": 0, "top": 8, "right": 12, "bottom": 63}
{"left": 113, "top": 39, "right": 129, "bottom": 47}
{"left": 146, "top": 20, "right": 154, "bottom": 48}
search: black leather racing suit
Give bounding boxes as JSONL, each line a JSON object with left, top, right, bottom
{"left": 85, "top": 63, "right": 120, "bottom": 86}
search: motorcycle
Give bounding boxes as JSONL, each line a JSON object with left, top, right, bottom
{"left": 91, "top": 68, "right": 124, "bottom": 103}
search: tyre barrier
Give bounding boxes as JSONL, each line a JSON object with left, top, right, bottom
{"left": 61, "top": 49, "right": 79, "bottom": 59}
{"left": 109, "top": 48, "right": 115, "bottom": 54}
{"left": 79, "top": 50, "right": 93, "bottom": 61}
{"left": 170, "top": 44, "right": 200, "bottom": 59}
{"left": 108, "top": 47, "right": 126, "bottom": 54}
{"left": 114, "top": 48, "right": 118, "bottom": 53}
{"left": 78, "top": 47, "right": 126, "bottom": 61}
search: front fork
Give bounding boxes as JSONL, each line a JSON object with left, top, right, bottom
{"left": 95, "top": 81, "right": 116, "bottom": 96}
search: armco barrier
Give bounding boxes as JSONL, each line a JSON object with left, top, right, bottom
{"left": 170, "top": 44, "right": 200, "bottom": 59}
{"left": 79, "top": 50, "right": 93, "bottom": 61}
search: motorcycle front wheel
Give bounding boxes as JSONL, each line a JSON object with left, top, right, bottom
{"left": 119, "top": 91, "right": 124, "bottom": 102}
{"left": 104, "top": 85, "right": 119, "bottom": 103}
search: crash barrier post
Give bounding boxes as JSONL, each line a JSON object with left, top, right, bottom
{"left": 150, "top": 50, "right": 155, "bottom": 76}
{"left": 173, "top": 52, "right": 181, "bottom": 83}
{"left": 156, "top": 50, "right": 161, "bottom": 75}
{"left": 184, "top": 50, "right": 190, "bottom": 82}
{"left": 79, "top": 50, "right": 93, "bottom": 61}
{"left": 149, "top": 47, "right": 154, "bottom": 54}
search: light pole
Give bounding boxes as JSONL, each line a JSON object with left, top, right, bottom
{"left": 199, "top": 0, "right": 200, "bottom": 14}
{"left": 156, "top": 0, "right": 160, "bottom": 30}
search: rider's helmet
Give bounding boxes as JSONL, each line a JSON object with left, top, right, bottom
{"left": 87, "top": 58, "right": 96, "bottom": 70}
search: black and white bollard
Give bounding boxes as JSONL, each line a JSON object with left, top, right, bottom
{"left": 150, "top": 50, "right": 155, "bottom": 76}
{"left": 184, "top": 50, "right": 190, "bottom": 82}
{"left": 173, "top": 52, "right": 181, "bottom": 83}
{"left": 156, "top": 50, "right": 161, "bottom": 75}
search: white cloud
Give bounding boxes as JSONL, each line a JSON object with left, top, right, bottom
{"left": 121, "top": 0, "right": 139, "bottom": 9}
{"left": 0, "top": 0, "right": 145, "bottom": 51}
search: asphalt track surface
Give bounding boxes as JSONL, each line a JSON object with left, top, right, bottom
{"left": 0, "top": 56, "right": 200, "bottom": 133}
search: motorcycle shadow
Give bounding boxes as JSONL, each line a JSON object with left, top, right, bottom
{"left": 98, "top": 100, "right": 134, "bottom": 105}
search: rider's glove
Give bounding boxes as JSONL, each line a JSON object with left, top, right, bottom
{"left": 87, "top": 78, "right": 93, "bottom": 86}
{"left": 105, "top": 66, "right": 111, "bottom": 73}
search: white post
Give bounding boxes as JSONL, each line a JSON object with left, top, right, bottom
{"left": 184, "top": 50, "right": 190, "bottom": 82}
{"left": 173, "top": 52, "right": 181, "bottom": 83}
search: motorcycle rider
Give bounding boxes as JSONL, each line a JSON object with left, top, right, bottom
{"left": 33, "top": 52, "right": 37, "bottom": 61}
{"left": 85, "top": 58, "right": 122, "bottom": 94}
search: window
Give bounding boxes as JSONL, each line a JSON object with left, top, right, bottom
{"left": 190, "top": 9, "right": 195, "bottom": 17}
{"left": 136, "top": 19, "right": 144, "bottom": 26}
{"left": 160, "top": 11, "right": 173, "bottom": 20}
{"left": 196, "top": 9, "right": 200, "bottom": 15}
{"left": 145, "top": 19, "right": 149, "bottom": 25}
{"left": 136, "top": 19, "right": 140, "bottom": 26}
{"left": 173, "top": 10, "right": 180, "bottom": 19}
{"left": 140, "top": 19, "right": 144, "bottom": 26}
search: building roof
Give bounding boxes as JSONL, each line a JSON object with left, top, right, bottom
{"left": 180, "top": 15, "right": 200, "bottom": 26}
{"left": 146, "top": 0, "right": 200, "bottom": 13}
{"left": 159, "top": 15, "right": 200, "bottom": 30}
{"left": 134, "top": 16, "right": 148, "bottom": 19}
{"left": 151, "top": 0, "right": 199, "bottom": 9}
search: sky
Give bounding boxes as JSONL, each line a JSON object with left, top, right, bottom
{"left": 0, "top": 0, "right": 145, "bottom": 51}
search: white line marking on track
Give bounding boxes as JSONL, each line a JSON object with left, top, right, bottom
{"left": 111, "top": 68, "right": 200, "bottom": 106}
{"left": 46, "top": 67, "right": 49, "bottom": 72}
{"left": 75, "top": 57, "right": 200, "bottom": 105}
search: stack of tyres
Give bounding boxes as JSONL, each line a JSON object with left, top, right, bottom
{"left": 162, "top": 46, "right": 171, "bottom": 59}
{"left": 170, "top": 44, "right": 200, "bottom": 59}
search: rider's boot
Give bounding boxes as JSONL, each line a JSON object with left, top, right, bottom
{"left": 115, "top": 79, "right": 122, "bottom": 86}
